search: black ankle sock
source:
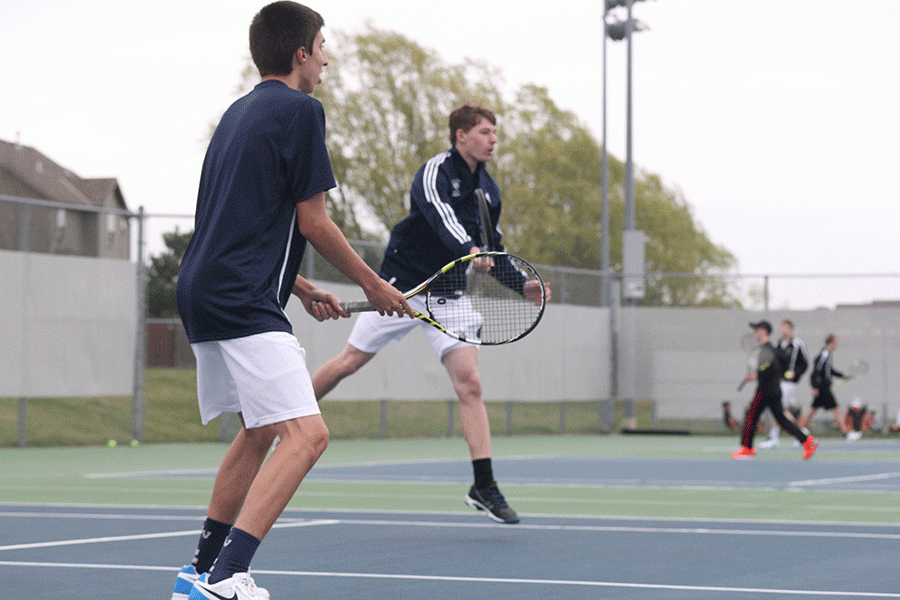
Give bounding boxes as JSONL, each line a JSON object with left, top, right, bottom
{"left": 472, "top": 458, "right": 494, "bottom": 490}
{"left": 192, "top": 517, "right": 232, "bottom": 574}
{"left": 207, "top": 527, "right": 261, "bottom": 585}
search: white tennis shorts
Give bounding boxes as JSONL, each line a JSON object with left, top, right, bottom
{"left": 347, "top": 294, "right": 476, "bottom": 358}
{"left": 190, "top": 331, "right": 320, "bottom": 429}
{"left": 780, "top": 380, "right": 799, "bottom": 407}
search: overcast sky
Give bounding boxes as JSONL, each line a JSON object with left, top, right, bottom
{"left": 2, "top": 0, "right": 898, "bottom": 310}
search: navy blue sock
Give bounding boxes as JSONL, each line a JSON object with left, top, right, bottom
{"left": 473, "top": 458, "right": 494, "bottom": 490}
{"left": 192, "top": 518, "right": 232, "bottom": 574}
{"left": 207, "top": 527, "right": 261, "bottom": 585}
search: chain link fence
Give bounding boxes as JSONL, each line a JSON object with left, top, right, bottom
{"left": 4, "top": 195, "right": 900, "bottom": 446}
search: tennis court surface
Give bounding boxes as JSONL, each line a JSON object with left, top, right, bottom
{"left": 3, "top": 435, "right": 900, "bottom": 599}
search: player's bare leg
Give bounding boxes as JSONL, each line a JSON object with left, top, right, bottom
{"left": 798, "top": 408, "right": 816, "bottom": 430}
{"left": 234, "top": 414, "right": 329, "bottom": 540}
{"left": 443, "top": 346, "right": 518, "bottom": 524}
{"left": 312, "top": 344, "right": 375, "bottom": 400}
{"left": 206, "top": 417, "right": 278, "bottom": 525}
{"left": 442, "top": 346, "right": 490, "bottom": 460}
{"left": 832, "top": 407, "right": 849, "bottom": 435}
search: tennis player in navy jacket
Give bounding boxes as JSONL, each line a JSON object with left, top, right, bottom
{"left": 313, "top": 105, "right": 549, "bottom": 524}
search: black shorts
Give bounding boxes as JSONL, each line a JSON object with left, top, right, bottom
{"left": 812, "top": 387, "right": 838, "bottom": 410}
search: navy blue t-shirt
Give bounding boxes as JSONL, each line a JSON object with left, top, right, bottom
{"left": 177, "top": 80, "right": 335, "bottom": 343}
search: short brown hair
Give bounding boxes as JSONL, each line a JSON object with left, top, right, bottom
{"left": 448, "top": 105, "right": 496, "bottom": 147}
{"left": 250, "top": 2, "right": 324, "bottom": 77}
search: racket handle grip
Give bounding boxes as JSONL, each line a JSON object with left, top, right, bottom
{"left": 310, "top": 299, "right": 373, "bottom": 313}
{"left": 340, "top": 301, "right": 373, "bottom": 313}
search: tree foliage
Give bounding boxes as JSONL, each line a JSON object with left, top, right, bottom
{"left": 146, "top": 228, "right": 191, "bottom": 318}
{"left": 312, "top": 25, "right": 506, "bottom": 236}
{"left": 206, "top": 22, "right": 741, "bottom": 307}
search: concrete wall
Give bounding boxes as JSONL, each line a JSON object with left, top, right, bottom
{"left": 618, "top": 307, "right": 900, "bottom": 423}
{"left": 3, "top": 250, "right": 897, "bottom": 427}
{"left": 0, "top": 250, "right": 137, "bottom": 397}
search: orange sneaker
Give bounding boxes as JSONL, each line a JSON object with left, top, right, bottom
{"left": 802, "top": 436, "right": 818, "bottom": 460}
{"left": 732, "top": 446, "right": 756, "bottom": 460}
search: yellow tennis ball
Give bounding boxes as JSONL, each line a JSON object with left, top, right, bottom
{"left": 784, "top": 370, "right": 794, "bottom": 380}
{"left": 107, "top": 439, "right": 117, "bottom": 447}
{"left": 129, "top": 439, "right": 140, "bottom": 447}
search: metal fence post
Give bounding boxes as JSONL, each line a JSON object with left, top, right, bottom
{"left": 17, "top": 398, "right": 26, "bottom": 447}
{"left": 446, "top": 400, "right": 455, "bottom": 437}
{"left": 132, "top": 206, "right": 146, "bottom": 442}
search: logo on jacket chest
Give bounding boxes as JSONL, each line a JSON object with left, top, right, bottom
{"left": 451, "top": 179, "right": 461, "bottom": 197}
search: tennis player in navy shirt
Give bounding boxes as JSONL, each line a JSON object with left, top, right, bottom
{"left": 172, "top": 4, "right": 412, "bottom": 600}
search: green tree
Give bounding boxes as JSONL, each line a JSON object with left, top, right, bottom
{"left": 312, "top": 25, "right": 507, "bottom": 236}
{"left": 224, "top": 23, "right": 740, "bottom": 307}
{"left": 494, "top": 85, "right": 739, "bottom": 307}
{"left": 492, "top": 84, "right": 617, "bottom": 269}
{"left": 147, "top": 228, "right": 192, "bottom": 318}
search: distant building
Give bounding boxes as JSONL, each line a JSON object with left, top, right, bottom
{"left": 0, "top": 137, "right": 130, "bottom": 258}
{"left": 836, "top": 300, "right": 900, "bottom": 309}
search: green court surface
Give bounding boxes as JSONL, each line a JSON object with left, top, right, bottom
{"left": 3, "top": 434, "right": 899, "bottom": 525}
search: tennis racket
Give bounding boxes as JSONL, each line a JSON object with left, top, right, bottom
{"left": 475, "top": 188, "right": 496, "bottom": 251}
{"left": 327, "top": 252, "right": 546, "bottom": 345}
{"left": 737, "top": 332, "right": 758, "bottom": 392}
{"left": 846, "top": 359, "right": 869, "bottom": 377}
{"left": 835, "top": 359, "right": 869, "bottom": 387}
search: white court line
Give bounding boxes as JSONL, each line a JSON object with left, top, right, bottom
{"left": 85, "top": 468, "right": 217, "bottom": 479}
{"left": 0, "top": 519, "right": 338, "bottom": 552}
{"left": 0, "top": 511, "right": 202, "bottom": 521}
{"left": 788, "top": 471, "right": 900, "bottom": 487}
{"left": 4, "top": 513, "right": 898, "bottom": 553}
{"left": 0, "top": 561, "right": 897, "bottom": 598}
{"left": 332, "top": 517, "right": 900, "bottom": 540}
{"left": 4, "top": 509, "right": 900, "bottom": 539}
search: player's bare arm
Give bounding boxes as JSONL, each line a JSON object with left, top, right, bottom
{"left": 292, "top": 276, "right": 346, "bottom": 321}
{"left": 295, "top": 192, "right": 413, "bottom": 318}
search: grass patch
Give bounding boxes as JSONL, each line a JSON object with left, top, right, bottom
{"left": 1, "top": 368, "right": 695, "bottom": 447}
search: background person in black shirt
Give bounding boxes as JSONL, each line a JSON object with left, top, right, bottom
{"left": 733, "top": 321, "right": 818, "bottom": 460}
{"left": 759, "top": 319, "right": 809, "bottom": 448}
{"left": 799, "top": 333, "right": 851, "bottom": 435}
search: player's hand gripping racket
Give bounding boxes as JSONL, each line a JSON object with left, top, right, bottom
{"left": 737, "top": 332, "right": 758, "bottom": 392}
{"left": 335, "top": 252, "right": 545, "bottom": 345}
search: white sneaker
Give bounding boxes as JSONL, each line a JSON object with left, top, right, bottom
{"left": 189, "top": 572, "right": 270, "bottom": 600}
{"left": 846, "top": 431, "right": 863, "bottom": 442}
{"left": 758, "top": 439, "right": 779, "bottom": 449}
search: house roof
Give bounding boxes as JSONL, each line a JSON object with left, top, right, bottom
{"left": 0, "top": 137, "right": 128, "bottom": 211}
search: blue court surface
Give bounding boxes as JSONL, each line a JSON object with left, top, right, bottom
{"left": 2, "top": 435, "right": 900, "bottom": 599}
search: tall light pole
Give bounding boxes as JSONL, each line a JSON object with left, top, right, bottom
{"left": 602, "top": 0, "right": 649, "bottom": 307}
{"left": 603, "top": 0, "right": 650, "bottom": 429}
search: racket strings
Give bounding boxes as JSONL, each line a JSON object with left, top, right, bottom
{"left": 426, "top": 256, "right": 544, "bottom": 344}
{"left": 847, "top": 360, "right": 869, "bottom": 377}
{"left": 740, "top": 332, "right": 757, "bottom": 354}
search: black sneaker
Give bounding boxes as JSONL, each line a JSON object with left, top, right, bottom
{"left": 465, "top": 483, "right": 520, "bottom": 524}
